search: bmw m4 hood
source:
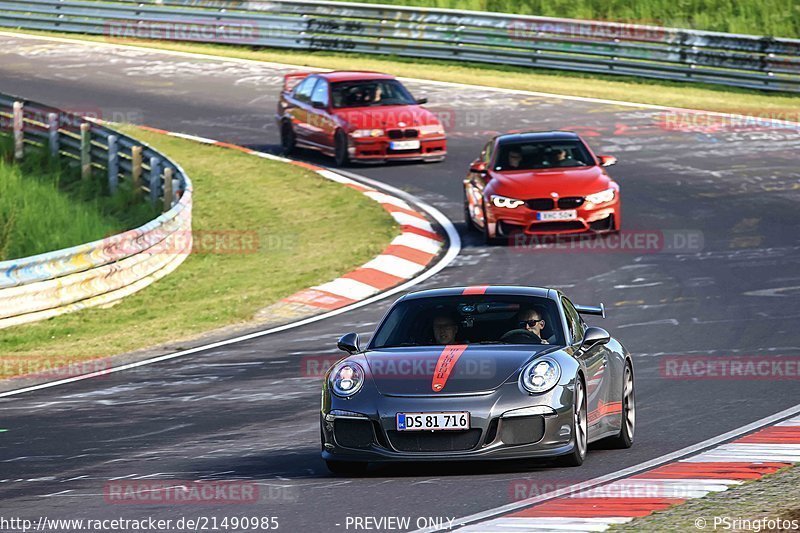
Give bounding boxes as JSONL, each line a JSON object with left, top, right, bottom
{"left": 363, "top": 345, "right": 556, "bottom": 395}
{"left": 489, "top": 166, "right": 611, "bottom": 198}
{"left": 336, "top": 105, "right": 440, "bottom": 130}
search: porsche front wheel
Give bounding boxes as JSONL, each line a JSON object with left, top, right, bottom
{"left": 604, "top": 361, "right": 635, "bottom": 449}
{"left": 557, "top": 376, "right": 588, "bottom": 467}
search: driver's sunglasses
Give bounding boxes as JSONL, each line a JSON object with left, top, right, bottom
{"left": 520, "top": 319, "right": 543, "bottom": 328}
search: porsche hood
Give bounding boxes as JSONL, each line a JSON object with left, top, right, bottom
{"left": 363, "top": 345, "right": 556, "bottom": 395}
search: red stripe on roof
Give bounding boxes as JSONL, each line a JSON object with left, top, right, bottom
{"left": 462, "top": 286, "right": 490, "bottom": 295}
{"left": 431, "top": 345, "right": 468, "bottom": 392}
{"left": 512, "top": 497, "right": 686, "bottom": 518}
{"left": 635, "top": 461, "right": 791, "bottom": 480}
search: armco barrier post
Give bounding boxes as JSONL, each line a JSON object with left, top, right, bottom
{"left": 47, "top": 112, "right": 59, "bottom": 158}
{"left": 149, "top": 156, "right": 161, "bottom": 206}
{"left": 131, "top": 145, "right": 143, "bottom": 197}
{"left": 107, "top": 135, "right": 119, "bottom": 194}
{"left": 163, "top": 167, "right": 173, "bottom": 212}
{"left": 12, "top": 101, "right": 23, "bottom": 161}
{"left": 80, "top": 122, "right": 91, "bottom": 180}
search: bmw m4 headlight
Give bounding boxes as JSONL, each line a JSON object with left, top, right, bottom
{"left": 491, "top": 195, "right": 525, "bottom": 209}
{"left": 520, "top": 358, "right": 561, "bottom": 394}
{"left": 351, "top": 129, "right": 384, "bottom": 138}
{"left": 585, "top": 188, "right": 616, "bottom": 206}
{"left": 330, "top": 361, "right": 365, "bottom": 397}
{"left": 418, "top": 124, "right": 445, "bottom": 135}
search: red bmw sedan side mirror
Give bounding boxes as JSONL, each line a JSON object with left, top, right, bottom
{"left": 598, "top": 155, "right": 617, "bottom": 167}
{"left": 469, "top": 159, "right": 487, "bottom": 174}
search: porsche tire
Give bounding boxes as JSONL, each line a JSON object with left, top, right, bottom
{"left": 557, "top": 376, "right": 588, "bottom": 467}
{"left": 325, "top": 460, "right": 368, "bottom": 475}
{"left": 603, "top": 361, "right": 635, "bottom": 449}
{"left": 334, "top": 130, "right": 350, "bottom": 167}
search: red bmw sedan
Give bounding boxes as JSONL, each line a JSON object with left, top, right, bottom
{"left": 276, "top": 71, "right": 447, "bottom": 165}
{"left": 464, "top": 131, "right": 620, "bottom": 244}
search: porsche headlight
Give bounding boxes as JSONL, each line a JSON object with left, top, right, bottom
{"left": 351, "top": 129, "right": 384, "bottom": 138}
{"left": 491, "top": 195, "right": 525, "bottom": 209}
{"left": 585, "top": 188, "right": 616, "bottom": 206}
{"left": 520, "top": 358, "right": 561, "bottom": 394}
{"left": 329, "top": 361, "right": 365, "bottom": 397}
{"left": 418, "top": 124, "right": 445, "bottom": 135}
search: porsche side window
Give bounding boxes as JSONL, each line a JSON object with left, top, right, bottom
{"left": 562, "top": 297, "right": 584, "bottom": 344}
{"left": 294, "top": 77, "right": 317, "bottom": 102}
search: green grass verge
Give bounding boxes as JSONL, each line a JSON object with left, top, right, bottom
{"left": 9, "top": 29, "right": 799, "bottom": 117}
{"left": 0, "top": 134, "right": 158, "bottom": 260}
{"left": 330, "top": 0, "right": 800, "bottom": 38}
{"left": 0, "top": 125, "right": 398, "bottom": 378}
{"left": 609, "top": 464, "right": 800, "bottom": 530}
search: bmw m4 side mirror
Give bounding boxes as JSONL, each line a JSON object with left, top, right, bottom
{"left": 469, "top": 159, "right": 487, "bottom": 175}
{"left": 312, "top": 100, "right": 327, "bottom": 109}
{"left": 598, "top": 155, "right": 617, "bottom": 167}
{"left": 579, "top": 327, "right": 610, "bottom": 352}
{"left": 415, "top": 97, "right": 428, "bottom": 105}
{"left": 337, "top": 332, "right": 361, "bottom": 354}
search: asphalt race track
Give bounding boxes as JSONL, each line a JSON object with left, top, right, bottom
{"left": 1, "top": 34, "right": 799, "bottom": 531}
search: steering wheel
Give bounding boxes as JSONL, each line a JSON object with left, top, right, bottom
{"left": 500, "top": 329, "right": 545, "bottom": 344}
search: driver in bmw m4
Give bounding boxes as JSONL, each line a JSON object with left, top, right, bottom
{"left": 321, "top": 286, "right": 635, "bottom": 474}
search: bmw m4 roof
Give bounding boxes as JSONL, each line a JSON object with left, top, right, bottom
{"left": 402, "top": 286, "right": 554, "bottom": 300}
{"left": 495, "top": 131, "right": 580, "bottom": 144}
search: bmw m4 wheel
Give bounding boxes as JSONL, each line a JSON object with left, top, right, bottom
{"left": 605, "top": 361, "right": 635, "bottom": 449}
{"left": 325, "top": 460, "right": 368, "bottom": 475}
{"left": 557, "top": 376, "right": 588, "bottom": 467}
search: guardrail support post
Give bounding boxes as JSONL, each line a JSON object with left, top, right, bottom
{"left": 149, "top": 156, "right": 161, "bottom": 206}
{"left": 47, "top": 112, "right": 59, "bottom": 158}
{"left": 80, "top": 123, "right": 91, "bottom": 180}
{"left": 163, "top": 167, "right": 174, "bottom": 212}
{"left": 131, "top": 145, "right": 143, "bottom": 197}
{"left": 107, "top": 135, "right": 119, "bottom": 194}
{"left": 12, "top": 101, "right": 24, "bottom": 161}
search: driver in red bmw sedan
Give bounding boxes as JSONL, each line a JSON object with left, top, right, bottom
{"left": 276, "top": 71, "right": 447, "bottom": 166}
{"left": 463, "top": 131, "right": 620, "bottom": 244}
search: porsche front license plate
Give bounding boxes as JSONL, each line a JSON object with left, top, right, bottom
{"left": 389, "top": 140, "right": 421, "bottom": 150}
{"left": 396, "top": 412, "right": 470, "bottom": 431}
{"left": 537, "top": 210, "right": 577, "bottom": 221}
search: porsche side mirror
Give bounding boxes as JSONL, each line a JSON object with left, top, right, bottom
{"left": 598, "top": 155, "right": 617, "bottom": 167}
{"left": 579, "top": 327, "right": 610, "bottom": 352}
{"left": 337, "top": 332, "right": 361, "bottom": 354}
{"left": 415, "top": 97, "right": 428, "bottom": 105}
{"left": 311, "top": 100, "right": 327, "bottom": 109}
{"left": 469, "top": 159, "right": 487, "bottom": 175}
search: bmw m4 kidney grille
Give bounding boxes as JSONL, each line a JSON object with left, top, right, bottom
{"left": 525, "top": 198, "right": 556, "bottom": 211}
{"left": 386, "top": 429, "right": 482, "bottom": 452}
{"left": 387, "top": 129, "right": 420, "bottom": 139}
{"left": 558, "top": 197, "right": 585, "bottom": 209}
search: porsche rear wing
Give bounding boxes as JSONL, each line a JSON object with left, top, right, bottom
{"left": 283, "top": 72, "right": 312, "bottom": 93}
{"left": 575, "top": 303, "right": 606, "bottom": 319}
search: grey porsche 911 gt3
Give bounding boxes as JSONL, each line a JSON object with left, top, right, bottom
{"left": 320, "top": 286, "right": 635, "bottom": 474}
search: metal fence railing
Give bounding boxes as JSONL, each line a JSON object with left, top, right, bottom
{"left": 0, "top": 0, "right": 798, "bottom": 92}
{"left": 0, "top": 93, "right": 193, "bottom": 329}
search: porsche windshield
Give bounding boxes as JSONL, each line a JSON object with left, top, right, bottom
{"left": 331, "top": 79, "right": 416, "bottom": 108}
{"left": 370, "top": 295, "right": 565, "bottom": 348}
{"left": 494, "top": 140, "right": 594, "bottom": 171}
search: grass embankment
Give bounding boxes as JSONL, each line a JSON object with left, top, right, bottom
{"left": 610, "top": 464, "right": 800, "bottom": 530}
{"left": 0, "top": 135, "right": 157, "bottom": 260}
{"left": 0, "top": 126, "right": 398, "bottom": 378}
{"left": 332, "top": 0, "right": 800, "bottom": 38}
{"left": 10, "top": 30, "right": 800, "bottom": 118}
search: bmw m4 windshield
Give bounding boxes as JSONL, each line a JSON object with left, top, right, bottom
{"left": 494, "top": 140, "right": 594, "bottom": 171}
{"left": 370, "top": 295, "right": 565, "bottom": 348}
{"left": 331, "top": 79, "right": 416, "bottom": 108}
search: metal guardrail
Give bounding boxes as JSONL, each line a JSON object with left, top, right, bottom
{"left": 0, "top": 93, "right": 193, "bottom": 329}
{"left": 0, "top": 0, "right": 799, "bottom": 92}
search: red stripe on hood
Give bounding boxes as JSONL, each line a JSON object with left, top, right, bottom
{"left": 431, "top": 344, "right": 468, "bottom": 392}
{"left": 462, "top": 286, "right": 489, "bottom": 295}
